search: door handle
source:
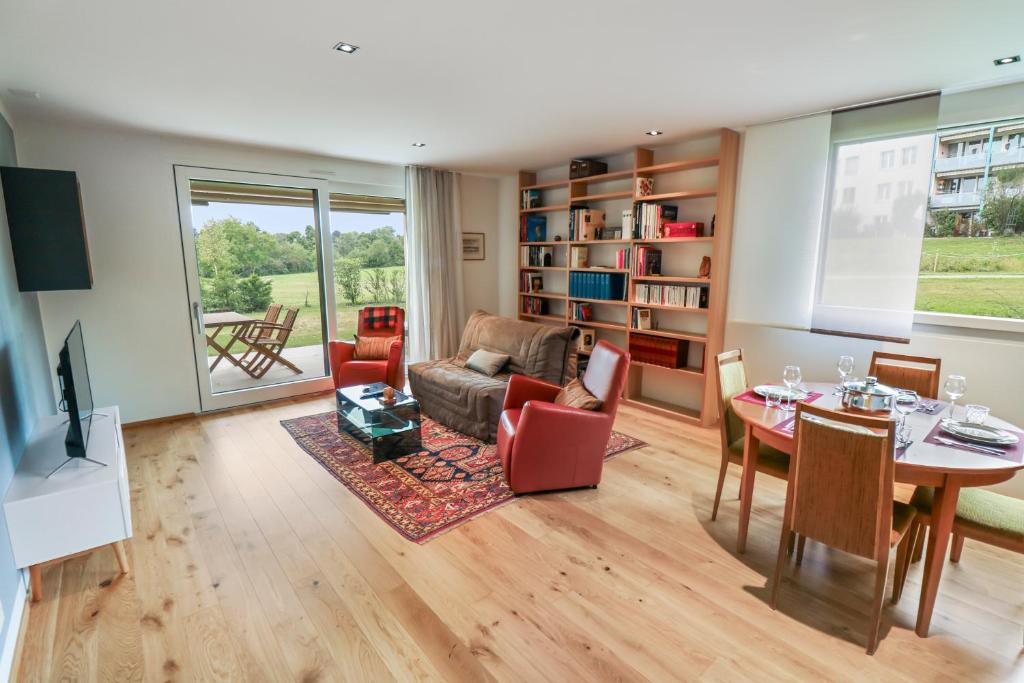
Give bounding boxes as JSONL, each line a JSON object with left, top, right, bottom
{"left": 192, "top": 302, "right": 202, "bottom": 334}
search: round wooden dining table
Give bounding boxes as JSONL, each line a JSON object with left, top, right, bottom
{"left": 730, "top": 381, "right": 1024, "bottom": 638}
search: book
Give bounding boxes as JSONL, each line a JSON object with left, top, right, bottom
{"left": 521, "top": 215, "right": 547, "bottom": 242}
{"left": 635, "top": 308, "right": 653, "bottom": 330}
{"left": 570, "top": 246, "right": 589, "bottom": 268}
{"left": 662, "top": 221, "right": 703, "bottom": 238}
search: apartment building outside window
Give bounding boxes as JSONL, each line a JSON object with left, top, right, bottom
{"left": 901, "top": 146, "right": 917, "bottom": 165}
{"left": 844, "top": 156, "right": 859, "bottom": 175}
{"left": 880, "top": 150, "right": 895, "bottom": 168}
{"left": 841, "top": 187, "right": 856, "bottom": 203}
{"left": 876, "top": 183, "right": 891, "bottom": 200}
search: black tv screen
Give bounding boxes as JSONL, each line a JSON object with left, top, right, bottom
{"left": 58, "top": 321, "right": 93, "bottom": 458}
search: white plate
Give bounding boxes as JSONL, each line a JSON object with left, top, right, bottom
{"left": 753, "top": 385, "right": 807, "bottom": 401}
{"left": 940, "top": 420, "right": 1018, "bottom": 446}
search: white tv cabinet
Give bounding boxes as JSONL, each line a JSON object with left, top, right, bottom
{"left": 3, "top": 406, "right": 132, "bottom": 601}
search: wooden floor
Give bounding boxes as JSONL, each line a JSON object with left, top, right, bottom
{"left": 12, "top": 394, "right": 1024, "bottom": 681}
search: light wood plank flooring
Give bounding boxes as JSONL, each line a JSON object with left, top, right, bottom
{"left": 13, "top": 394, "right": 1024, "bottom": 681}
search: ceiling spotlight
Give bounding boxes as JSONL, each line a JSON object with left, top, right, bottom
{"left": 994, "top": 55, "right": 1020, "bottom": 66}
{"left": 333, "top": 42, "right": 359, "bottom": 54}
{"left": 645, "top": 130, "right": 663, "bottom": 136}
{"left": 411, "top": 142, "right": 426, "bottom": 147}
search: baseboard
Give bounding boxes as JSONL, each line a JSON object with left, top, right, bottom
{"left": 0, "top": 574, "right": 29, "bottom": 682}
{"left": 122, "top": 412, "right": 195, "bottom": 429}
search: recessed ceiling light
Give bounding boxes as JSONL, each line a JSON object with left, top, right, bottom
{"left": 411, "top": 142, "right": 426, "bottom": 147}
{"left": 994, "top": 55, "right": 1020, "bottom": 66}
{"left": 645, "top": 130, "right": 663, "bottom": 136}
{"left": 333, "top": 42, "right": 359, "bottom": 54}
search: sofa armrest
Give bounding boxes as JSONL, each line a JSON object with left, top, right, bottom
{"left": 503, "top": 374, "right": 562, "bottom": 411}
{"left": 386, "top": 338, "right": 404, "bottom": 388}
{"left": 328, "top": 340, "right": 355, "bottom": 388}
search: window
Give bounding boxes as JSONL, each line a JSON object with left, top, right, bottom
{"left": 874, "top": 214, "right": 890, "bottom": 225}
{"left": 880, "top": 150, "right": 896, "bottom": 168}
{"left": 901, "top": 146, "right": 917, "bottom": 165}
{"left": 918, "top": 114, "right": 1024, "bottom": 321}
{"left": 844, "top": 156, "right": 859, "bottom": 175}
{"left": 897, "top": 180, "right": 913, "bottom": 196}
{"left": 841, "top": 187, "right": 856, "bottom": 203}
{"left": 876, "top": 183, "right": 891, "bottom": 200}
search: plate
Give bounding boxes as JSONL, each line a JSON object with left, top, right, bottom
{"left": 753, "top": 385, "right": 807, "bottom": 401}
{"left": 940, "top": 420, "right": 1019, "bottom": 446}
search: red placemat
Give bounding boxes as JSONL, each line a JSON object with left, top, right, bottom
{"left": 735, "top": 389, "right": 824, "bottom": 408}
{"left": 922, "top": 421, "right": 1024, "bottom": 464}
{"left": 772, "top": 416, "right": 796, "bottom": 435}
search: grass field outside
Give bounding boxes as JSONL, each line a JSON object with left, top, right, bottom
{"left": 916, "top": 236, "right": 1024, "bottom": 318}
{"left": 204, "top": 267, "right": 403, "bottom": 356}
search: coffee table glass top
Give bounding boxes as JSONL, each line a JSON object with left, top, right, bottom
{"left": 335, "top": 383, "right": 419, "bottom": 439}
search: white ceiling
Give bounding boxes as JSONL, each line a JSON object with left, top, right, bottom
{"left": 1, "top": 0, "right": 1022, "bottom": 173}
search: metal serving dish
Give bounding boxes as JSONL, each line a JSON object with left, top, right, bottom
{"left": 840, "top": 376, "right": 897, "bottom": 415}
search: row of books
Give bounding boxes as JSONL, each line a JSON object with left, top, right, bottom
{"left": 569, "top": 272, "right": 627, "bottom": 301}
{"left": 631, "top": 246, "right": 662, "bottom": 276}
{"left": 521, "top": 245, "right": 554, "bottom": 267}
{"left": 631, "top": 202, "right": 678, "bottom": 240}
{"left": 521, "top": 189, "right": 541, "bottom": 210}
{"left": 634, "top": 283, "right": 708, "bottom": 308}
{"left": 569, "top": 207, "right": 605, "bottom": 241}
{"left": 571, "top": 246, "right": 632, "bottom": 269}
{"left": 569, "top": 302, "right": 594, "bottom": 322}
{"left": 614, "top": 247, "right": 631, "bottom": 269}
{"left": 519, "top": 271, "right": 544, "bottom": 293}
{"left": 629, "top": 334, "right": 689, "bottom": 370}
{"left": 521, "top": 296, "right": 549, "bottom": 316}
{"left": 520, "top": 214, "right": 547, "bottom": 242}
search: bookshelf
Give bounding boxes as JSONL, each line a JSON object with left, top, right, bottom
{"left": 516, "top": 129, "right": 739, "bottom": 427}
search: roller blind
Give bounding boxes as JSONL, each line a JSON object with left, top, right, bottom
{"left": 189, "top": 181, "right": 405, "bottom": 214}
{"left": 810, "top": 95, "right": 939, "bottom": 342}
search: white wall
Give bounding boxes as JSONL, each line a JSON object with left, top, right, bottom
{"left": 726, "top": 116, "right": 1024, "bottom": 498}
{"left": 13, "top": 118, "right": 501, "bottom": 422}
{"left": 459, "top": 174, "right": 502, "bottom": 316}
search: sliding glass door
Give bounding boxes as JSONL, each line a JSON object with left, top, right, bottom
{"left": 174, "top": 166, "right": 336, "bottom": 411}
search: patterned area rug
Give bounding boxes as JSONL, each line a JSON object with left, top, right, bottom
{"left": 280, "top": 411, "right": 647, "bottom": 543}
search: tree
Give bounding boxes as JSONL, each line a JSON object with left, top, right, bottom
{"left": 203, "top": 272, "right": 240, "bottom": 312}
{"left": 235, "top": 274, "right": 273, "bottom": 312}
{"left": 365, "top": 268, "right": 390, "bottom": 303}
{"left": 979, "top": 169, "right": 1024, "bottom": 235}
{"left": 929, "top": 209, "right": 958, "bottom": 237}
{"left": 335, "top": 258, "right": 363, "bottom": 305}
{"left": 387, "top": 267, "right": 406, "bottom": 303}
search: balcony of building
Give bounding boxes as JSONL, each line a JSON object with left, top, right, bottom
{"left": 990, "top": 146, "right": 1024, "bottom": 168}
{"left": 934, "top": 153, "right": 987, "bottom": 173}
{"left": 929, "top": 191, "right": 981, "bottom": 209}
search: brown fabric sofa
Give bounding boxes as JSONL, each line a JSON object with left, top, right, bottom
{"left": 408, "top": 311, "right": 578, "bottom": 442}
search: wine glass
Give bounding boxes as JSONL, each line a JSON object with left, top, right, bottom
{"left": 836, "top": 355, "right": 855, "bottom": 394}
{"left": 782, "top": 365, "right": 802, "bottom": 412}
{"left": 943, "top": 375, "right": 966, "bottom": 420}
{"left": 893, "top": 391, "right": 919, "bottom": 447}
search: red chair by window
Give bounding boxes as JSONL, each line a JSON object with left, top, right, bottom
{"left": 328, "top": 306, "right": 405, "bottom": 389}
{"left": 497, "top": 340, "right": 630, "bottom": 494}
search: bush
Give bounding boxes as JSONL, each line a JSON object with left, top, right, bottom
{"left": 929, "top": 210, "right": 958, "bottom": 237}
{"left": 388, "top": 267, "right": 406, "bottom": 303}
{"left": 365, "top": 269, "right": 390, "bottom": 303}
{"left": 235, "top": 274, "right": 273, "bottom": 312}
{"left": 336, "top": 258, "right": 363, "bottom": 305}
{"left": 203, "top": 273, "right": 240, "bottom": 312}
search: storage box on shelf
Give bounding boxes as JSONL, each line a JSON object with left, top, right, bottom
{"left": 516, "top": 129, "right": 738, "bottom": 426}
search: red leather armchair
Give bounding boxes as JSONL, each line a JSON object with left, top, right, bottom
{"left": 497, "top": 340, "right": 630, "bottom": 494}
{"left": 328, "top": 307, "right": 405, "bottom": 389}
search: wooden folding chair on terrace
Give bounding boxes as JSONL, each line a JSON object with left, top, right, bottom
{"left": 237, "top": 307, "right": 301, "bottom": 379}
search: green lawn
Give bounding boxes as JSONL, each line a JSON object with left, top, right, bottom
{"left": 916, "top": 237, "right": 1024, "bottom": 318}
{"left": 205, "top": 268, "right": 404, "bottom": 355}
{"left": 919, "top": 236, "right": 1024, "bottom": 274}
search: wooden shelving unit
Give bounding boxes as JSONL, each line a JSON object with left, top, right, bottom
{"left": 517, "top": 129, "right": 739, "bottom": 427}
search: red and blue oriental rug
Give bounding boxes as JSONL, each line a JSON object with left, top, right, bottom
{"left": 280, "top": 411, "right": 646, "bottom": 543}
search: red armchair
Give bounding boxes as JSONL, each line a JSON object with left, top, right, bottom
{"left": 328, "top": 307, "right": 405, "bottom": 389}
{"left": 497, "top": 340, "right": 630, "bottom": 494}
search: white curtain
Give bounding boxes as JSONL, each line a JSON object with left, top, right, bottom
{"left": 405, "top": 166, "right": 465, "bottom": 362}
{"left": 810, "top": 96, "right": 939, "bottom": 342}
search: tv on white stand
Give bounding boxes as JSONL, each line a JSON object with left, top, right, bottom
{"left": 3, "top": 405, "right": 132, "bottom": 601}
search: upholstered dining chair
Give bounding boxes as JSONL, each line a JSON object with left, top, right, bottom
{"left": 329, "top": 306, "right": 405, "bottom": 389}
{"left": 898, "top": 487, "right": 1024, "bottom": 598}
{"left": 497, "top": 340, "right": 629, "bottom": 494}
{"left": 769, "top": 404, "right": 916, "bottom": 655}
{"left": 712, "top": 349, "right": 790, "bottom": 522}
{"left": 868, "top": 352, "right": 942, "bottom": 399}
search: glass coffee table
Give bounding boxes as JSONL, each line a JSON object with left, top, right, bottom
{"left": 336, "top": 382, "right": 422, "bottom": 463}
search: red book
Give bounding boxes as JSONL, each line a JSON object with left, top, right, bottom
{"left": 662, "top": 222, "right": 704, "bottom": 238}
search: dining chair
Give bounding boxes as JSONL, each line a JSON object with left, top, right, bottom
{"left": 900, "top": 486, "right": 1024, "bottom": 590}
{"left": 868, "top": 352, "right": 942, "bottom": 399}
{"left": 712, "top": 349, "right": 790, "bottom": 522}
{"left": 769, "top": 403, "right": 916, "bottom": 655}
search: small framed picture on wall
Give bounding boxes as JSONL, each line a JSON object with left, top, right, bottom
{"left": 462, "top": 232, "right": 485, "bottom": 260}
